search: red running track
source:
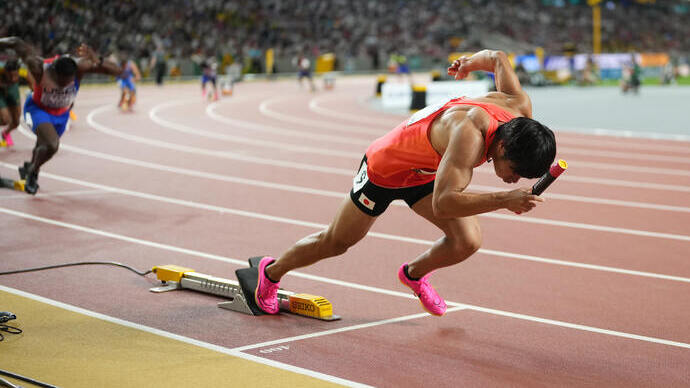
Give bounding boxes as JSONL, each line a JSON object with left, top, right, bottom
{"left": 1, "top": 77, "right": 689, "bottom": 387}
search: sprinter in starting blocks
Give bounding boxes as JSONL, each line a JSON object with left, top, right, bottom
{"left": 150, "top": 256, "right": 340, "bottom": 321}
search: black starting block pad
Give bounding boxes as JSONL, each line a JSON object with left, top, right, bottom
{"left": 235, "top": 263, "right": 265, "bottom": 316}
{"left": 0, "top": 176, "right": 25, "bottom": 192}
{"left": 248, "top": 256, "right": 265, "bottom": 269}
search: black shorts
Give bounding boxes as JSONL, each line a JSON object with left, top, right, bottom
{"left": 349, "top": 156, "right": 434, "bottom": 217}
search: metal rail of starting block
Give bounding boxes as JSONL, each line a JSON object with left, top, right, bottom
{"left": 149, "top": 262, "right": 340, "bottom": 321}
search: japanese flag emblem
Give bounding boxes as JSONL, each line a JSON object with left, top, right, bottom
{"left": 358, "top": 193, "right": 375, "bottom": 211}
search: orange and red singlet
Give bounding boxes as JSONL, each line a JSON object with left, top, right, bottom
{"left": 365, "top": 97, "right": 516, "bottom": 188}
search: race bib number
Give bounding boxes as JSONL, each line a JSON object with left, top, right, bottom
{"left": 40, "top": 86, "right": 77, "bottom": 109}
{"left": 352, "top": 160, "right": 369, "bottom": 193}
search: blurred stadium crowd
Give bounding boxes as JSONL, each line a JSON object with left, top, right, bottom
{"left": 0, "top": 0, "right": 688, "bottom": 76}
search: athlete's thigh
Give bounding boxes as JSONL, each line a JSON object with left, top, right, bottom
{"left": 326, "top": 195, "right": 377, "bottom": 246}
{"left": 410, "top": 193, "right": 481, "bottom": 239}
{"left": 35, "top": 122, "right": 60, "bottom": 145}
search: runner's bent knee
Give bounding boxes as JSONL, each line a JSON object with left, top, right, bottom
{"left": 446, "top": 225, "right": 482, "bottom": 258}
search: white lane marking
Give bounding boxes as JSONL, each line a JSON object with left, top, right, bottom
{"left": 310, "top": 95, "right": 690, "bottom": 154}
{"left": 480, "top": 212, "right": 690, "bottom": 242}
{"left": 150, "top": 100, "right": 361, "bottom": 158}
{"left": 259, "top": 97, "right": 384, "bottom": 135}
{"left": 556, "top": 174, "right": 690, "bottom": 193}
{"left": 570, "top": 160, "right": 690, "bottom": 177}
{"left": 559, "top": 146, "right": 690, "bottom": 164}
{"left": 235, "top": 299, "right": 690, "bottom": 351}
{"left": 101, "top": 104, "right": 690, "bottom": 195}
{"left": 555, "top": 136, "right": 690, "bottom": 154}
{"left": 232, "top": 308, "right": 466, "bottom": 352}
{"left": 28, "top": 124, "right": 690, "bottom": 214}
{"left": 0, "top": 189, "right": 109, "bottom": 200}
{"left": 0, "top": 285, "right": 371, "bottom": 388}
{"left": 111, "top": 99, "right": 690, "bottom": 180}
{"left": 462, "top": 302, "right": 690, "bottom": 349}
{"left": 470, "top": 184, "right": 690, "bottom": 213}
{"left": 2, "top": 167, "right": 690, "bottom": 283}
{"left": 2, "top": 213, "right": 689, "bottom": 351}
{"left": 269, "top": 96, "right": 690, "bottom": 165}
{"left": 207, "top": 100, "right": 372, "bottom": 146}
{"left": 308, "top": 95, "right": 399, "bottom": 126}
{"left": 59, "top": 113, "right": 690, "bottom": 214}
{"left": 19, "top": 119, "right": 690, "bottom": 238}
{"left": 555, "top": 126, "right": 690, "bottom": 142}
{"left": 85, "top": 106, "right": 355, "bottom": 176}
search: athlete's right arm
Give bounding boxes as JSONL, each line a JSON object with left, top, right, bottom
{"left": 0, "top": 37, "right": 43, "bottom": 83}
{"left": 447, "top": 50, "right": 531, "bottom": 108}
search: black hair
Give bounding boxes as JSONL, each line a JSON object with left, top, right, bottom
{"left": 54, "top": 56, "right": 78, "bottom": 78}
{"left": 494, "top": 117, "right": 556, "bottom": 179}
{"left": 4, "top": 59, "right": 19, "bottom": 72}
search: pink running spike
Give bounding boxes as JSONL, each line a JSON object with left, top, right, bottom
{"left": 2, "top": 132, "right": 13, "bottom": 147}
{"left": 398, "top": 263, "right": 447, "bottom": 316}
{"left": 254, "top": 256, "right": 280, "bottom": 314}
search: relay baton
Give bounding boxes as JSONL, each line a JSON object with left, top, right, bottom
{"left": 532, "top": 160, "right": 568, "bottom": 195}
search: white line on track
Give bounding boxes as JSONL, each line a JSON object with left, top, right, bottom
{"left": 81, "top": 112, "right": 690, "bottom": 222}
{"left": 259, "top": 97, "right": 384, "bottom": 135}
{"left": 3, "top": 161, "right": 690, "bottom": 282}
{"left": 2, "top": 211, "right": 689, "bottom": 351}
{"left": 29, "top": 117, "right": 690, "bottom": 216}
{"left": 0, "top": 285, "right": 371, "bottom": 388}
{"left": 266, "top": 96, "right": 690, "bottom": 164}
{"left": 308, "top": 94, "right": 690, "bottom": 154}
{"left": 556, "top": 174, "right": 690, "bottom": 193}
{"left": 155, "top": 101, "right": 690, "bottom": 194}
{"left": 150, "top": 100, "right": 362, "bottom": 158}
{"left": 206, "top": 100, "right": 372, "bottom": 146}
{"left": 22, "top": 114, "right": 690, "bottom": 239}
{"left": 308, "top": 95, "right": 400, "bottom": 126}
{"left": 554, "top": 136, "right": 690, "bottom": 155}
{"left": 554, "top": 126, "right": 690, "bottom": 142}
{"left": 559, "top": 146, "right": 690, "bottom": 164}
{"left": 231, "top": 308, "right": 467, "bottom": 352}
{"left": 20, "top": 123, "right": 690, "bottom": 239}
{"left": 470, "top": 184, "right": 690, "bottom": 213}
{"left": 207, "top": 101, "right": 690, "bottom": 176}
{"left": 0, "top": 189, "right": 109, "bottom": 200}
{"left": 86, "top": 106, "right": 355, "bottom": 175}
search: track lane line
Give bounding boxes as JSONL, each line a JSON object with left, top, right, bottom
{"left": 150, "top": 100, "right": 361, "bottom": 158}
{"left": 2, "top": 164, "right": 689, "bottom": 283}
{"left": 1, "top": 210, "right": 689, "bottom": 351}
{"left": 0, "top": 285, "right": 372, "bottom": 388}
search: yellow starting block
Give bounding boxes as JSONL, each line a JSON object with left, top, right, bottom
{"left": 0, "top": 177, "right": 26, "bottom": 192}
{"left": 150, "top": 257, "right": 340, "bottom": 321}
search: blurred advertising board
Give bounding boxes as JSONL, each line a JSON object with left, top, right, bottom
{"left": 382, "top": 80, "right": 490, "bottom": 108}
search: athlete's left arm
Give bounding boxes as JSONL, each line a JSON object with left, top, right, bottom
{"left": 74, "top": 43, "right": 122, "bottom": 78}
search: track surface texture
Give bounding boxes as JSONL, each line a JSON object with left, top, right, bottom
{"left": 1, "top": 77, "right": 689, "bottom": 387}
